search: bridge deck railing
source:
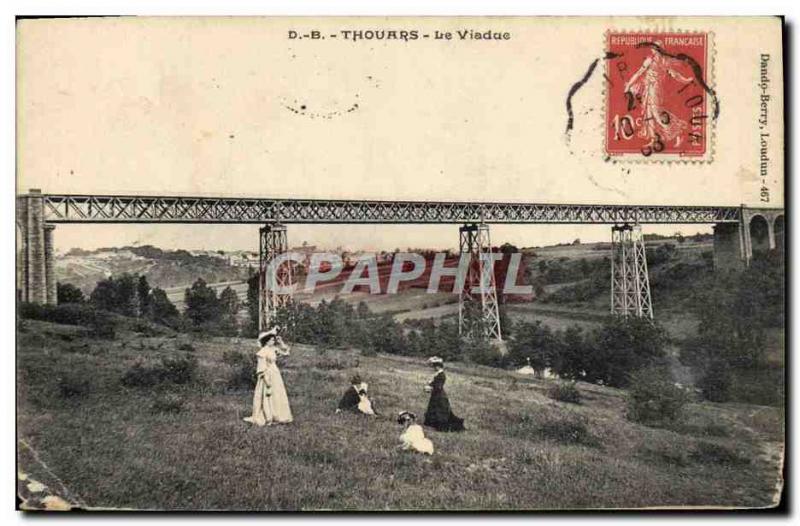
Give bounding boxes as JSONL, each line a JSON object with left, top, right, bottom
{"left": 34, "top": 194, "right": 743, "bottom": 224}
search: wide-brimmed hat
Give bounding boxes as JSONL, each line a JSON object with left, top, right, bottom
{"left": 257, "top": 326, "right": 279, "bottom": 345}
{"left": 397, "top": 411, "right": 416, "bottom": 424}
{"left": 427, "top": 356, "right": 444, "bottom": 366}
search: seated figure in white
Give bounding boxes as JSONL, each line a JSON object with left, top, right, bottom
{"left": 397, "top": 411, "right": 434, "bottom": 455}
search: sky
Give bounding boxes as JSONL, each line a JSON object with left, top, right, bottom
{"left": 16, "top": 17, "right": 782, "bottom": 253}
{"left": 47, "top": 223, "right": 711, "bottom": 254}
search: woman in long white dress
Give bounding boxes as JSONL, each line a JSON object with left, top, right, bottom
{"left": 243, "top": 327, "right": 293, "bottom": 426}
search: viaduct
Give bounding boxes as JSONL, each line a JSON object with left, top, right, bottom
{"left": 16, "top": 190, "right": 784, "bottom": 339}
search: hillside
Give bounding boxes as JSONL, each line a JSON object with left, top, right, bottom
{"left": 16, "top": 318, "right": 783, "bottom": 510}
{"left": 56, "top": 246, "right": 252, "bottom": 294}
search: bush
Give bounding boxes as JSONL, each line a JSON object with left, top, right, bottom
{"left": 507, "top": 412, "right": 592, "bottom": 445}
{"left": 159, "top": 355, "right": 198, "bottom": 384}
{"left": 56, "top": 282, "right": 85, "bottom": 304}
{"left": 508, "top": 321, "right": 558, "bottom": 370}
{"left": 131, "top": 320, "right": 165, "bottom": 337}
{"left": 547, "top": 382, "right": 582, "bottom": 404}
{"left": 178, "top": 343, "right": 196, "bottom": 353}
{"left": 18, "top": 302, "right": 117, "bottom": 339}
{"left": 691, "top": 250, "right": 784, "bottom": 370}
{"left": 586, "top": 317, "right": 669, "bottom": 388}
{"left": 626, "top": 366, "right": 692, "bottom": 424}
{"left": 121, "top": 355, "right": 198, "bottom": 388}
{"left": 151, "top": 393, "right": 187, "bottom": 414}
{"left": 89, "top": 313, "right": 116, "bottom": 339}
{"left": 121, "top": 361, "right": 163, "bottom": 388}
{"left": 537, "top": 413, "right": 591, "bottom": 444}
{"left": 364, "top": 314, "right": 407, "bottom": 355}
{"left": 637, "top": 439, "right": 690, "bottom": 466}
{"left": 90, "top": 274, "right": 137, "bottom": 316}
{"left": 646, "top": 243, "right": 676, "bottom": 267}
{"left": 690, "top": 441, "right": 749, "bottom": 465}
{"left": 148, "top": 288, "right": 181, "bottom": 328}
{"left": 57, "top": 372, "right": 92, "bottom": 399}
{"left": 465, "top": 337, "right": 506, "bottom": 367}
{"left": 698, "top": 359, "right": 732, "bottom": 402}
{"left": 21, "top": 302, "right": 92, "bottom": 325}
{"left": 314, "top": 354, "right": 358, "bottom": 371}
{"left": 222, "top": 350, "right": 256, "bottom": 390}
{"left": 359, "top": 346, "right": 378, "bottom": 357}
{"left": 545, "top": 274, "right": 608, "bottom": 304}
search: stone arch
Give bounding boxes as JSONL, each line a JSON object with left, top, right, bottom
{"left": 749, "top": 214, "right": 771, "bottom": 254}
{"left": 774, "top": 215, "right": 784, "bottom": 253}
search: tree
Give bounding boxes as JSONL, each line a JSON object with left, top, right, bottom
{"left": 89, "top": 279, "right": 116, "bottom": 311}
{"left": 552, "top": 325, "right": 590, "bottom": 380}
{"left": 429, "top": 321, "right": 463, "bottom": 361}
{"left": 465, "top": 336, "right": 504, "bottom": 367}
{"left": 500, "top": 242, "right": 519, "bottom": 254}
{"left": 218, "top": 286, "right": 241, "bottom": 335}
{"left": 697, "top": 358, "right": 732, "bottom": 402}
{"left": 356, "top": 301, "right": 370, "bottom": 319}
{"left": 508, "top": 321, "right": 558, "bottom": 370}
{"left": 690, "top": 249, "right": 784, "bottom": 369}
{"left": 89, "top": 274, "right": 137, "bottom": 316}
{"left": 137, "top": 275, "right": 151, "bottom": 317}
{"left": 246, "top": 273, "right": 260, "bottom": 331}
{"left": 149, "top": 288, "right": 180, "bottom": 327}
{"left": 626, "top": 366, "right": 690, "bottom": 423}
{"left": 114, "top": 274, "right": 138, "bottom": 316}
{"left": 646, "top": 243, "right": 676, "bottom": 267}
{"left": 586, "top": 317, "right": 668, "bottom": 387}
{"left": 220, "top": 286, "right": 240, "bottom": 318}
{"left": 184, "top": 278, "right": 222, "bottom": 326}
{"left": 56, "top": 282, "right": 84, "bottom": 304}
{"left": 364, "top": 313, "right": 407, "bottom": 355}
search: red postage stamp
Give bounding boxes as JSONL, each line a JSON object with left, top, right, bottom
{"left": 605, "top": 32, "right": 715, "bottom": 161}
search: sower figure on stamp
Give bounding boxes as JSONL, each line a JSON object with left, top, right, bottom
{"left": 624, "top": 41, "right": 695, "bottom": 149}
{"left": 243, "top": 326, "right": 293, "bottom": 427}
{"left": 423, "top": 356, "right": 465, "bottom": 432}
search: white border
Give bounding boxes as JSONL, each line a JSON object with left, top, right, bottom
{"left": 2, "top": 2, "right": 797, "bottom": 525}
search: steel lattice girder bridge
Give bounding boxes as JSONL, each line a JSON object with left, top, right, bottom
{"left": 38, "top": 194, "right": 743, "bottom": 224}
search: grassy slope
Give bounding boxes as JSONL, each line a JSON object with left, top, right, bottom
{"left": 17, "top": 320, "right": 783, "bottom": 511}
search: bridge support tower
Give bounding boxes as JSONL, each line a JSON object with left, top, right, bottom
{"left": 16, "top": 189, "right": 57, "bottom": 305}
{"left": 610, "top": 223, "right": 653, "bottom": 319}
{"left": 458, "top": 223, "right": 502, "bottom": 341}
{"left": 258, "top": 223, "right": 293, "bottom": 331}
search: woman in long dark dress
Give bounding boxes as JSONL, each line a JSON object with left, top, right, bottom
{"left": 423, "top": 357, "right": 465, "bottom": 432}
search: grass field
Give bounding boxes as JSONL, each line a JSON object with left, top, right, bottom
{"left": 17, "top": 318, "right": 783, "bottom": 511}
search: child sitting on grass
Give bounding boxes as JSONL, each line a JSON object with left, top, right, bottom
{"left": 397, "top": 411, "right": 434, "bottom": 455}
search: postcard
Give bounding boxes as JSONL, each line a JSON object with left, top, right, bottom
{"left": 16, "top": 16, "right": 784, "bottom": 511}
